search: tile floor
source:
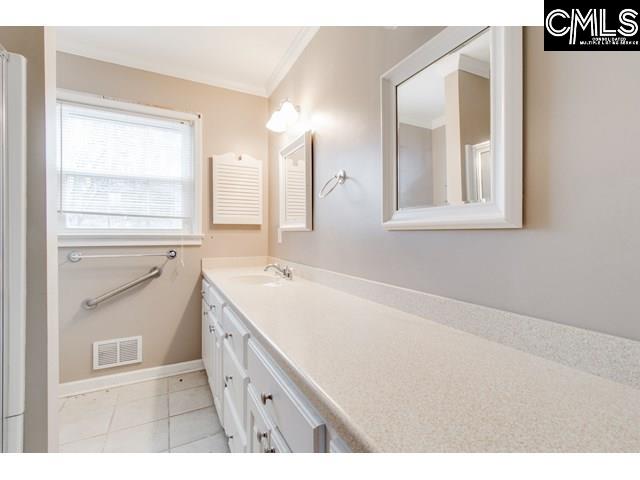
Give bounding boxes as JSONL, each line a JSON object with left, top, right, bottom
{"left": 58, "top": 370, "right": 229, "bottom": 453}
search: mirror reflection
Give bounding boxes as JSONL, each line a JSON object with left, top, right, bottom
{"left": 396, "top": 30, "right": 491, "bottom": 209}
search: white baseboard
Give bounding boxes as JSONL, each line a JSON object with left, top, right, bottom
{"left": 59, "top": 359, "right": 204, "bottom": 398}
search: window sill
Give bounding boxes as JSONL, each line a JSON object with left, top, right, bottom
{"left": 57, "top": 233, "right": 204, "bottom": 248}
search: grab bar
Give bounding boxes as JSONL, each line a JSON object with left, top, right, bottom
{"left": 83, "top": 266, "right": 162, "bottom": 310}
{"left": 68, "top": 249, "right": 177, "bottom": 263}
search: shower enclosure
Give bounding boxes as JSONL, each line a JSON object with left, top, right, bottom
{"left": 0, "top": 45, "right": 27, "bottom": 453}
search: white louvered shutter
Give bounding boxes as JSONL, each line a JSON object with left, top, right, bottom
{"left": 212, "top": 153, "right": 263, "bottom": 225}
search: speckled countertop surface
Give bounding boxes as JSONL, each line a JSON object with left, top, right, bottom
{"left": 202, "top": 262, "right": 640, "bottom": 452}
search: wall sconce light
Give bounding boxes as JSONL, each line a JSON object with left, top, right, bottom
{"left": 266, "top": 99, "right": 299, "bottom": 132}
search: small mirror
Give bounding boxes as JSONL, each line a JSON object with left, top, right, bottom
{"left": 382, "top": 27, "right": 522, "bottom": 230}
{"left": 397, "top": 29, "right": 491, "bottom": 209}
{"left": 279, "top": 131, "right": 312, "bottom": 231}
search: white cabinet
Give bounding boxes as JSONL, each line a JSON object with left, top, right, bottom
{"left": 201, "top": 299, "right": 213, "bottom": 380}
{"left": 246, "top": 384, "right": 291, "bottom": 453}
{"left": 202, "top": 278, "right": 225, "bottom": 418}
{"left": 247, "top": 339, "right": 326, "bottom": 452}
{"left": 222, "top": 340, "right": 249, "bottom": 425}
{"left": 211, "top": 316, "right": 225, "bottom": 418}
{"left": 202, "top": 277, "right": 347, "bottom": 453}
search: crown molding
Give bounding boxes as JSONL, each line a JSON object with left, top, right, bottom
{"left": 56, "top": 39, "right": 269, "bottom": 97}
{"left": 58, "top": 27, "right": 320, "bottom": 99}
{"left": 266, "top": 27, "right": 320, "bottom": 97}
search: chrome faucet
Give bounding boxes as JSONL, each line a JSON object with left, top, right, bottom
{"left": 264, "top": 263, "right": 293, "bottom": 280}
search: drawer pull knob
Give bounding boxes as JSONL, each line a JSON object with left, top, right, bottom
{"left": 225, "top": 375, "right": 233, "bottom": 384}
{"left": 264, "top": 447, "right": 276, "bottom": 453}
{"left": 208, "top": 325, "right": 215, "bottom": 333}
{"left": 256, "top": 431, "right": 268, "bottom": 441}
{"left": 224, "top": 332, "right": 233, "bottom": 339}
{"left": 211, "top": 304, "right": 216, "bottom": 312}
{"left": 203, "top": 311, "right": 208, "bottom": 316}
{"left": 260, "top": 393, "right": 273, "bottom": 405}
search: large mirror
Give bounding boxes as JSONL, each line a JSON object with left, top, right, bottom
{"left": 381, "top": 27, "right": 522, "bottom": 230}
{"left": 278, "top": 131, "right": 312, "bottom": 232}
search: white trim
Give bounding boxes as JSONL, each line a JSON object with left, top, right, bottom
{"left": 58, "top": 233, "right": 204, "bottom": 247}
{"left": 57, "top": 88, "right": 200, "bottom": 122}
{"left": 56, "top": 89, "right": 204, "bottom": 245}
{"left": 381, "top": 26, "right": 522, "bottom": 230}
{"left": 58, "top": 359, "right": 204, "bottom": 397}
{"left": 266, "top": 27, "right": 319, "bottom": 96}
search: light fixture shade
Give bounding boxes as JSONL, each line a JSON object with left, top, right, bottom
{"left": 266, "top": 110, "right": 287, "bottom": 133}
{"left": 279, "top": 100, "right": 299, "bottom": 125}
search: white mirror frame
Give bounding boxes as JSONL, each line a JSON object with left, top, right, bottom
{"left": 381, "top": 26, "right": 522, "bottom": 230}
{"left": 279, "top": 130, "right": 313, "bottom": 232}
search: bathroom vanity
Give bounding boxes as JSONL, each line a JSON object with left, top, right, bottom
{"left": 201, "top": 258, "right": 640, "bottom": 453}
{"left": 201, "top": 264, "right": 345, "bottom": 453}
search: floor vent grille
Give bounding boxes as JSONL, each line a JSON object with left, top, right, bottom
{"left": 93, "top": 336, "right": 142, "bottom": 370}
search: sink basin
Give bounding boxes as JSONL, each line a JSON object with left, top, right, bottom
{"left": 231, "top": 274, "right": 284, "bottom": 287}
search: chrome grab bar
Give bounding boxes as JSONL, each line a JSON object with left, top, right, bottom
{"left": 83, "top": 266, "right": 162, "bottom": 310}
{"left": 68, "top": 249, "right": 177, "bottom": 263}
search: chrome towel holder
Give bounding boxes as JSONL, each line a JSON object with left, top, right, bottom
{"left": 68, "top": 249, "right": 177, "bottom": 263}
{"left": 318, "top": 169, "right": 346, "bottom": 199}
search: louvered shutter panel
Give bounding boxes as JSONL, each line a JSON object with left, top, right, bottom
{"left": 212, "top": 153, "right": 263, "bottom": 225}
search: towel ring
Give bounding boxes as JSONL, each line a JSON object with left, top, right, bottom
{"left": 319, "top": 170, "right": 346, "bottom": 199}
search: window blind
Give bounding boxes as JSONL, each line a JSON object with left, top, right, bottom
{"left": 57, "top": 101, "right": 195, "bottom": 232}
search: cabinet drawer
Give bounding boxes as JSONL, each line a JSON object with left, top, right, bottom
{"left": 223, "top": 388, "right": 246, "bottom": 453}
{"left": 222, "top": 340, "right": 248, "bottom": 421}
{"left": 221, "top": 306, "right": 250, "bottom": 367}
{"left": 247, "top": 340, "right": 325, "bottom": 452}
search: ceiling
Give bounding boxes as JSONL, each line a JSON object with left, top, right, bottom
{"left": 56, "top": 27, "right": 319, "bottom": 97}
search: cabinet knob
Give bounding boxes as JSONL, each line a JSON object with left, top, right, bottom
{"left": 225, "top": 375, "right": 233, "bottom": 383}
{"left": 256, "top": 431, "right": 268, "bottom": 441}
{"left": 260, "top": 393, "right": 273, "bottom": 405}
{"left": 203, "top": 311, "right": 208, "bottom": 316}
{"left": 208, "top": 325, "right": 215, "bottom": 333}
{"left": 224, "top": 332, "right": 233, "bottom": 339}
{"left": 264, "top": 447, "right": 276, "bottom": 453}
{"left": 211, "top": 304, "right": 216, "bottom": 312}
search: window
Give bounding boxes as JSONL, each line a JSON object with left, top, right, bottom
{"left": 56, "top": 91, "right": 202, "bottom": 246}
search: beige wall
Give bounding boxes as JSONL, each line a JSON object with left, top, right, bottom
{"left": 0, "top": 27, "right": 58, "bottom": 452}
{"left": 431, "top": 125, "right": 447, "bottom": 204}
{"left": 268, "top": 26, "right": 640, "bottom": 342}
{"left": 397, "top": 122, "right": 433, "bottom": 207}
{"left": 57, "top": 53, "right": 269, "bottom": 382}
{"left": 444, "top": 70, "right": 464, "bottom": 203}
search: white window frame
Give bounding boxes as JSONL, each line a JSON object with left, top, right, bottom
{"left": 56, "top": 89, "right": 203, "bottom": 247}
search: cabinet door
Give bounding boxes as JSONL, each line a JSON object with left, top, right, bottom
{"left": 201, "top": 299, "right": 212, "bottom": 378}
{"left": 211, "top": 317, "right": 225, "bottom": 422}
{"left": 246, "top": 386, "right": 271, "bottom": 453}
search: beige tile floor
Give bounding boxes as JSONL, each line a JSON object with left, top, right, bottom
{"left": 58, "top": 370, "right": 229, "bottom": 453}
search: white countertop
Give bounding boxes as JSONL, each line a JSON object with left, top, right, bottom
{"left": 202, "top": 261, "right": 640, "bottom": 452}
